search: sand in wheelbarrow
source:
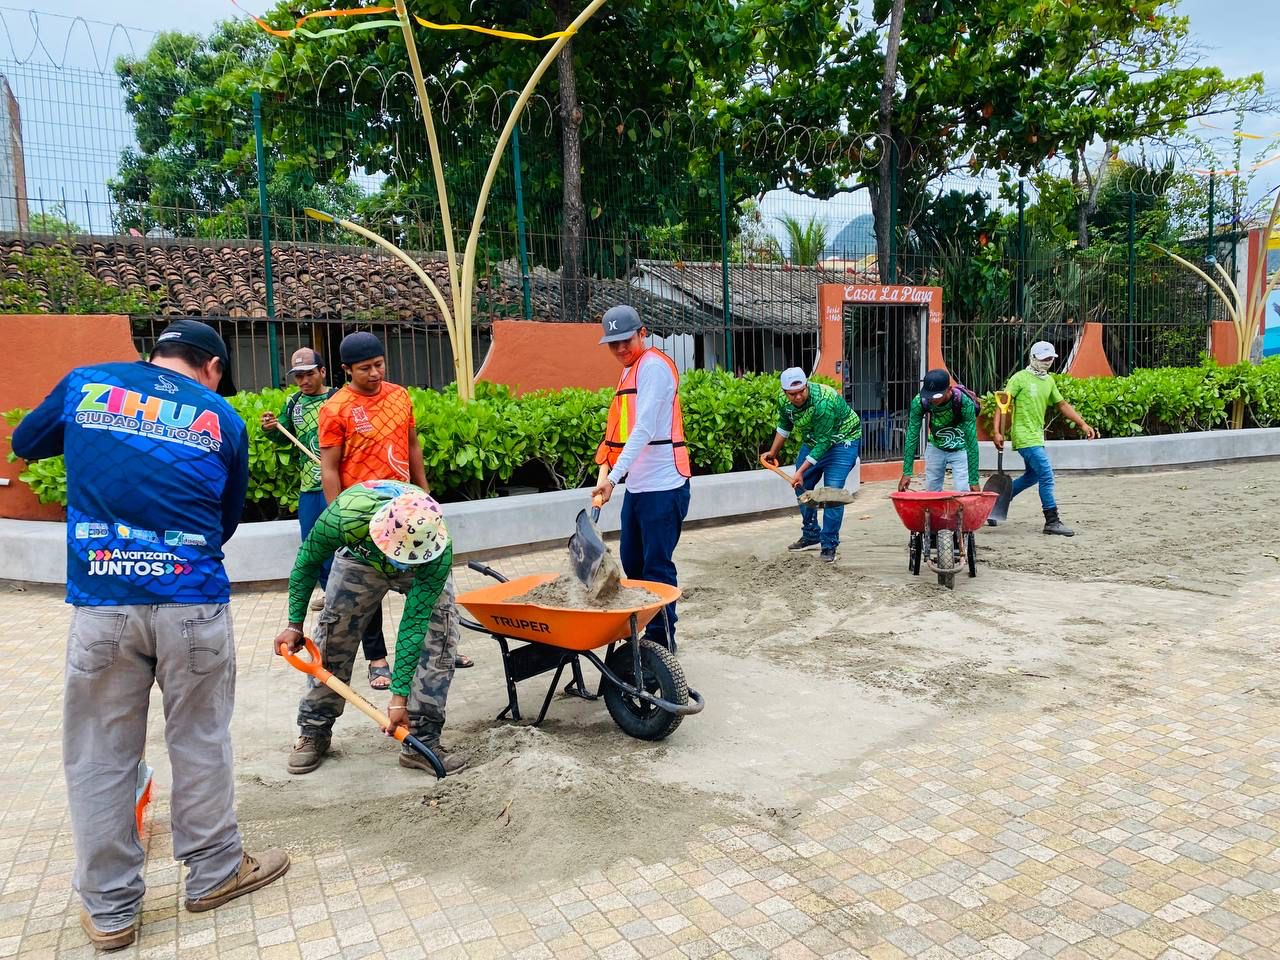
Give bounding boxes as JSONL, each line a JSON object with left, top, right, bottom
{"left": 799, "top": 486, "right": 857, "bottom": 505}
{"left": 511, "top": 572, "right": 657, "bottom": 611}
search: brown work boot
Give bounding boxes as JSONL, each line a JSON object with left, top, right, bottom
{"left": 287, "top": 734, "right": 330, "bottom": 774}
{"left": 79, "top": 909, "right": 137, "bottom": 952}
{"left": 399, "top": 742, "right": 468, "bottom": 775}
{"left": 184, "top": 850, "right": 290, "bottom": 913}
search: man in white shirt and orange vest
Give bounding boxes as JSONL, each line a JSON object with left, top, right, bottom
{"left": 592, "top": 305, "right": 692, "bottom": 649}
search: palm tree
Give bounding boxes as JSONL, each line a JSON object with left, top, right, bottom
{"left": 780, "top": 214, "right": 828, "bottom": 265}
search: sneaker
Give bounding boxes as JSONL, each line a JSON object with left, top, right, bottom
{"left": 184, "top": 850, "right": 290, "bottom": 913}
{"left": 400, "top": 743, "right": 468, "bottom": 775}
{"left": 287, "top": 734, "right": 331, "bottom": 775}
{"left": 820, "top": 547, "right": 837, "bottom": 563}
{"left": 788, "top": 538, "right": 821, "bottom": 551}
{"left": 79, "top": 909, "right": 137, "bottom": 952}
{"left": 309, "top": 596, "right": 325, "bottom": 611}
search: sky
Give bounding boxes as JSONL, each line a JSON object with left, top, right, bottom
{"left": 1, "top": 0, "right": 1276, "bottom": 239}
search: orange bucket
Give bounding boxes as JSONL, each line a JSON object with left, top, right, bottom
{"left": 458, "top": 575, "right": 680, "bottom": 651}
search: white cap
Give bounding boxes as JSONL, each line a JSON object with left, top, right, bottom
{"left": 780, "top": 367, "right": 808, "bottom": 390}
{"left": 1030, "top": 341, "right": 1058, "bottom": 361}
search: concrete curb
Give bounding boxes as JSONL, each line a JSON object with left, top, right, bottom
{"left": 977, "top": 428, "right": 1280, "bottom": 473}
{"left": 0, "top": 464, "right": 834, "bottom": 585}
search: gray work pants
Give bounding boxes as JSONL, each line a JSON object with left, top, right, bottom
{"left": 64, "top": 603, "right": 244, "bottom": 932}
{"left": 297, "top": 552, "right": 459, "bottom": 744}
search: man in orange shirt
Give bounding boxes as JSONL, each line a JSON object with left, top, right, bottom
{"left": 317, "top": 332, "right": 430, "bottom": 689}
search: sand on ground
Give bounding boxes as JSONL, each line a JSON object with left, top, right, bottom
{"left": 230, "top": 461, "right": 1274, "bottom": 890}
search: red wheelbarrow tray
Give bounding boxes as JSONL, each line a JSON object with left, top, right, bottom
{"left": 457, "top": 575, "right": 681, "bottom": 652}
{"left": 890, "top": 490, "right": 999, "bottom": 535}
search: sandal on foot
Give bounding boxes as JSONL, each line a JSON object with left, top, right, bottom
{"left": 368, "top": 664, "right": 392, "bottom": 690}
{"left": 454, "top": 654, "right": 474, "bottom": 669}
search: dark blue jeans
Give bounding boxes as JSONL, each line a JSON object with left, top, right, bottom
{"left": 619, "top": 481, "right": 691, "bottom": 645}
{"left": 300, "top": 489, "right": 387, "bottom": 663}
{"left": 796, "top": 439, "right": 860, "bottom": 550}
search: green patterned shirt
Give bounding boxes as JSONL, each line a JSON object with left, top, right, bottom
{"left": 288, "top": 480, "right": 452, "bottom": 696}
{"left": 901, "top": 393, "right": 979, "bottom": 481}
{"left": 776, "top": 382, "right": 862, "bottom": 463}
{"left": 267, "top": 388, "right": 335, "bottom": 492}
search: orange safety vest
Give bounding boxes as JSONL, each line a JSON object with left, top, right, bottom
{"left": 595, "top": 348, "right": 691, "bottom": 477}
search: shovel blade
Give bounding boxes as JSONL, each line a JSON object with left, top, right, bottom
{"left": 567, "top": 508, "right": 607, "bottom": 589}
{"left": 983, "top": 473, "right": 1013, "bottom": 524}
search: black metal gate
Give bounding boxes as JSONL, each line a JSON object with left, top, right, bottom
{"left": 842, "top": 302, "right": 927, "bottom": 463}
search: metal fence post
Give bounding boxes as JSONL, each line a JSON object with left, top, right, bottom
{"left": 1205, "top": 170, "right": 1215, "bottom": 328}
{"left": 1016, "top": 180, "right": 1026, "bottom": 320}
{"left": 1127, "top": 191, "right": 1136, "bottom": 373}
{"left": 511, "top": 121, "right": 533, "bottom": 320}
{"left": 252, "top": 91, "right": 281, "bottom": 389}
{"left": 718, "top": 149, "right": 733, "bottom": 372}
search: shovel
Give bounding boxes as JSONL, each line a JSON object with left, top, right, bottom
{"left": 984, "top": 391, "right": 1014, "bottom": 525}
{"left": 278, "top": 637, "right": 446, "bottom": 779}
{"left": 567, "top": 495, "right": 608, "bottom": 592}
{"left": 759, "top": 454, "right": 854, "bottom": 505}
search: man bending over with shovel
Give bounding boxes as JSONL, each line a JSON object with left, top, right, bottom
{"left": 763, "top": 368, "right": 861, "bottom": 563}
{"left": 275, "top": 479, "right": 466, "bottom": 775}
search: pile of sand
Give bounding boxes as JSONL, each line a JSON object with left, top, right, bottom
{"left": 513, "top": 574, "right": 657, "bottom": 611}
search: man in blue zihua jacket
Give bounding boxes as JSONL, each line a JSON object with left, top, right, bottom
{"left": 12, "top": 320, "right": 289, "bottom": 951}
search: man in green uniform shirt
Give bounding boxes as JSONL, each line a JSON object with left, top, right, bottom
{"left": 274, "top": 480, "right": 466, "bottom": 775}
{"left": 993, "top": 341, "right": 1097, "bottom": 536}
{"left": 763, "top": 368, "right": 861, "bottom": 563}
{"left": 261, "top": 348, "right": 336, "bottom": 608}
{"left": 898, "top": 369, "right": 980, "bottom": 492}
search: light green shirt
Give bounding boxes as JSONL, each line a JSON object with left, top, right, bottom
{"left": 1005, "top": 369, "right": 1064, "bottom": 450}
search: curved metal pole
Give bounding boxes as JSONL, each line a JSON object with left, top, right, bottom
{"left": 458, "top": 0, "right": 611, "bottom": 392}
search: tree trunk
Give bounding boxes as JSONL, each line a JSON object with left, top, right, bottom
{"left": 552, "top": 0, "right": 590, "bottom": 322}
{"left": 874, "top": 0, "right": 906, "bottom": 283}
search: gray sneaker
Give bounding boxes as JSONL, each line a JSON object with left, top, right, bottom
{"left": 287, "top": 734, "right": 331, "bottom": 775}
{"left": 400, "top": 743, "right": 468, "bottom": 775}
{"left": 788, "top": 537, "right": 821, "bottom": 551}
{"left": 820, "top": 547, "right": 837, "bottom": 563}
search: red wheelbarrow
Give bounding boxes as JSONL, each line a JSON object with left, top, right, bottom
{"left": 457, "top": 562, "right": 704, "bottom": 741}
{"left": 889, "top": 491, "right": 999, "bottom": 590}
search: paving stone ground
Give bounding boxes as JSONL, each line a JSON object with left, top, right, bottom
{"left": 1, "top": 510, "right": 1277, "bottom": 959}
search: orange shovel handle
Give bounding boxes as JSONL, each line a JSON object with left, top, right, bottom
{"left": 759, "top": 453, "right": 793, "bottom": 483}
{"left": 278, "top": 637, "right": 333, "bottom": 683}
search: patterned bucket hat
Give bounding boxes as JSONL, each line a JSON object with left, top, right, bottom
{"left": 369, "top": 489, "right": 449, "bottom": 565}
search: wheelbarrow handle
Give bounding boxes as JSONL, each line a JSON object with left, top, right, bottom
{"left": 277, "top": 639, "right": 446, "bottom": 779}
{"left": 466, "top": 560, "right": 509, "bottom": 583}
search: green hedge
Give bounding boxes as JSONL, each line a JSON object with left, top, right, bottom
{"left": 11, "top": 361, "right": 1280, "bottom": 518}
{"left": 977, "top": 359, "right": 1280, "bottom": 439}
{"left": 5, "top": 370, "right": 802, "bottom": 518}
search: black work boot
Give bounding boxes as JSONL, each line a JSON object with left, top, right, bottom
{"left": 1043, "top": 508, "right": 1074, "bottom": 537}
{"left": 400, "top": 742, "right": 468, "bottom": 774}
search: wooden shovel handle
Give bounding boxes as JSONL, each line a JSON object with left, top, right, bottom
{"left": 278, "top": 638, "right": 403, "bottom": 740}
{"left": 759, "top": 453, "right": 793, "bottom": 483}
{"left": 275, "top": 423, "right": 322, "bottom": 465}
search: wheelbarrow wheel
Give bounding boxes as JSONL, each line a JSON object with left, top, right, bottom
{"left": 935, "top": 529, "right": 957, "bottom": 590}
{"left": 908, "top": 533, "right": 922, "bottom": 576}
{"left": 603, "top": 639, "right": 687, "bottom": 741}
{"left": 966, "top": 531, "right": 977, "bottom": 578}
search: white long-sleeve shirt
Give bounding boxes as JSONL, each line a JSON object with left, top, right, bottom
{"left": 606, "top": 352, "right": 686, "bottom": 493}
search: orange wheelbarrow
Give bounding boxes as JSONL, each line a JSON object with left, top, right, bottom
{"left": 458, "top": 562, "right": 704, "bottom": 741}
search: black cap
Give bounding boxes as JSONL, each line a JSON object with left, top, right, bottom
{"left": 599, "top": 305, "right": 643, "bottom": 344}
{"left": 153, "top": 319, "right": 236, "bottom": 396}
{"left": 920, "top": 369, "right": 951, "bottom": 403}
{"left": 340, "top": 331, "right": 385, "bottom": 365}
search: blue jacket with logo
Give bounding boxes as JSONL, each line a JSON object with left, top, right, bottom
{"left": 11, "top": 361, "right": 249, "bottom": 606}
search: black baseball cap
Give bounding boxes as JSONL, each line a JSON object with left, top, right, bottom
{"left": 153, "top": 319, "right": 236, "bottom": 396}
{"left": 340, "top": 331, "right": 385, "bottom": 365}
{"left": 920, "top": 369, "right": 951, "bottom": 403}
{"left": 599, "top": 305, "right": 643, "bottom": 344}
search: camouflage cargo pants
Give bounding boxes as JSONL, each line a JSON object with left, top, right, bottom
{"left": 296, "top": 550, "right": 459, "bottom": 744}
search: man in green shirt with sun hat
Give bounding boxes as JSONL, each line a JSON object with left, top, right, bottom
{"left": 993, "top": 341, "right": 1097, "bottom": 536}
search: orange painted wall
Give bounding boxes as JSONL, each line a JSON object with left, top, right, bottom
{"left": 1, "top": 315, "right": 139, "bottom": 521}
{"left": 816, "top": 284, "right": 943, "bottom": 386}
{"left": 1210, "top": 321, "right": 1239, "bottom": 367}
{"left": 1065, "top": 322, "right": 1116, "bottom": 379}
{"left": 475, "top": 320, "right": 621, "bottom": 395}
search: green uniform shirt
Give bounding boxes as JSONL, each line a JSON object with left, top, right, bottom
{"left": 1005, "top": 369, "right": 1064, "bottom": 450}
{"left": 776, "top": 382, "right": 861, "bottom": 463}
{"left": 267, "top": 388, "right": 335, "bottom": 492}
{"left": 901, "top": 393, "right": 980, "bottom": 481}
{"left": 287, "top": 480, "right": 452, "bottom": 697}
